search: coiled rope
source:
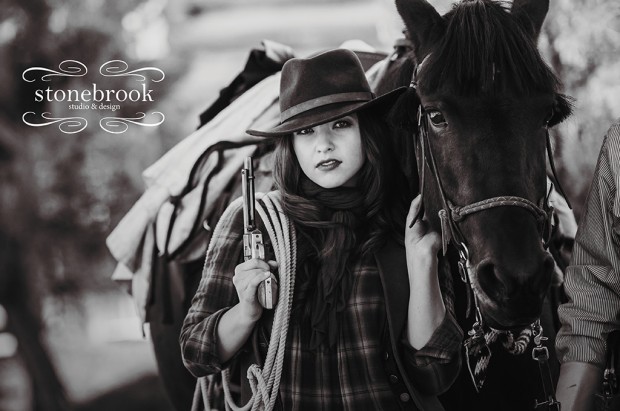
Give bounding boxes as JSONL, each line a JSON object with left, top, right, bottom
{"left": 193, "top": 191, "right": 296, "bottom": 411}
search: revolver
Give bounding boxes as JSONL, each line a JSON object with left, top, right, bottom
{"left": 241, "top": 156, "right": 277, "bottom": 309}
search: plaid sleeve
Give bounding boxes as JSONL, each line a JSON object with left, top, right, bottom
{"left": 557, "top": 122, "right": 620, "bottom": 366}
{"left": 401, "top": 256, "right": 463, "bottom": 394}
{"left": 180, "top": 198, "right": 245, "bottom": 377}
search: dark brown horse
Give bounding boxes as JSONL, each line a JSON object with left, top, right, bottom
{"left": 379, "top": 0, "right": 572, "bottom": 330}
{"left": 375, "top": 0, "right": 573, "bottom": 409}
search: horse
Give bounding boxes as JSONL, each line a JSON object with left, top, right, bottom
{"left": 373, "top": 0, "right": 573, "bottom": 409}
{"left": 142, "top": 1, "right": 575, "bottom": 410}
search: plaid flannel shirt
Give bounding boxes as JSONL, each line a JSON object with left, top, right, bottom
{"left": 181, "top": 195, "right": 462, "bottom": 410}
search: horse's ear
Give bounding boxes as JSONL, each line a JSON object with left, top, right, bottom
{"left": 511, "top": 0, "right": 549, "bottom": 41}
{"left": 395, "top": 0, "right": 445, "bottom": 62}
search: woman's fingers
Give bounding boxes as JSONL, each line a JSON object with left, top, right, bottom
{"left": 407, "top": 194, "right": 426, "bottom": 228}
{"left": 233, "top": 268, "right": 266, "bottom": 288}
{"left": 235, "top": 270, "right": 271, "bottom": 321}
{"left": 233, "top": 259, "right": 279, "bottom": 316}
{"left": 249, "top": 271, "right": 272, "bottom": 288}
{"left": 234, "top": 264, "right": 273, "bottom": 297}
{"left": 235, "top": 258, "right": 270, "bottom": 275}
{"left": 408, "top": 194, "right": 422, "bottom": 218}
{"left": 406, "top": 195, "right": 441, "bottom": 255}
{"left": 407, "top": 195, "right": 429, "bottom": 239}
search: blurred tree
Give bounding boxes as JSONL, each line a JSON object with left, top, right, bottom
{"left": 541, "top": 0, "right": 620, "bottom": 218}
{"left": 0, "top": 0, "right": 176, "bottom": 408}
{"left": 0, "top": 121, "right": 70, "bottom": 411}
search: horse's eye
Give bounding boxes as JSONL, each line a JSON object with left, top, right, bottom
{"left": 428, "top": 110, "right": 447, "bottom": 127}
{"left": 544, "top": 109, "right": 554, "bottom": 127}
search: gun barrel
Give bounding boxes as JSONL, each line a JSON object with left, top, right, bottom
{"left": 240, "top": 156, "right": 276, "bottom": 310}
{"left": 242, "top": 156, "right": 256, "bottom": 232}
{"left": 244, "top": 156, "right": 253, "bottom": 173}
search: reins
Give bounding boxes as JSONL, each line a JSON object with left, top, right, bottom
{"left": 408, "top": 57, "right": 566, "bottom": 409}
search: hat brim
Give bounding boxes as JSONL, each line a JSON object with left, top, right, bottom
{"left": 246, "top": 86, "right": 407, "bottom": 137}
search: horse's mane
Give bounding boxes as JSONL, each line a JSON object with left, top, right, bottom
{"left": 383, "top": 0, "right": 572, "bottom": 131}
{"left": 422, "top": 0, "right": 559, "bottom": 97}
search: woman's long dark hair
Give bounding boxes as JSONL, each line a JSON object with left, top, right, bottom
{"left": 272, "top": 108, "right": 410, "bottom": 348}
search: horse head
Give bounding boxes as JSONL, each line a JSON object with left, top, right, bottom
{"left": 388, "top": 0, "right": 572, "bottom": 329}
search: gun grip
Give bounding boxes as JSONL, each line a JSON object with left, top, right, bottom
{"left": 257, "top": 277, "right": 278, "bottom": 310}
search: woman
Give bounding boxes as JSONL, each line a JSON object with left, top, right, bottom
{"left": 180, "top": 49, "right": 462, "bottom": 411}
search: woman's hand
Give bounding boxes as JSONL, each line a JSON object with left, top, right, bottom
{"left": 405, "top": 194, "right": 446, "bottom": 348}
{"left": 405, "top": 194, "right": 441, "bottom": 265}
{"left": 232, "top": 259, "right": 278, "bottom": 322}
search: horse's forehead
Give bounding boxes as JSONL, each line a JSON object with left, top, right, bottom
{"left": 417, "top": 90, "right": 555, "bottom": 112}
{"left": 408, "top": 1, "right": 558, "bottom": 98}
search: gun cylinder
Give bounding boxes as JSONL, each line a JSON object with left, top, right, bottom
{"left": 241, "top": 156, "right": 277, "bottom": 310}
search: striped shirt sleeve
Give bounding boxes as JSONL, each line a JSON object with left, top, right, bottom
{"left": 556, "top": 121, "right": 620, "bottom": 366}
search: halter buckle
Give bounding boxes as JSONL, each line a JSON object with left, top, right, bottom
{"left": 456, "top": 243, "right": 470, "bottom": 283}
{"left": 534, "top": 397, "right": 561, "bottom": 410}
{"left": 458, "top": 260, "right": 468, "bottom": 283}
{"left": 532, "top": 320, "right": 546, "bottom": 346}
{"left": 532, "top": 346, "right": 549, "bottom": 361}
{"left": 458, "top": 243, "right": 470, "bottom": 262}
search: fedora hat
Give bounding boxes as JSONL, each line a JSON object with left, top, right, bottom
{"left": 246, "top": 49, "right": 406, "bottom": 137}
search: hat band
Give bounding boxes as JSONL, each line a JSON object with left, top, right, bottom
{"left": 280, "top": 91, "right": 374, "bottom": 123}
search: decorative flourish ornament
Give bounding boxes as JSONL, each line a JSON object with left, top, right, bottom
{"left": 21, "top": 112, "right": 87, "bottom": 134}
{"left": 100, "top": 60, "right": 165, "bottom": 82}
{"left": 21, "top": 60, "right": 166, "bottom": 134}
{"left": 22, "top": 60, "right": 87, "bottom": 82}
{"left": 99, "top": 112, "right": 165, "bottom": 134}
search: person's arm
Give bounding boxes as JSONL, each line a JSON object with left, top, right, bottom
{"left": 216, "top": 260, "right": 277, "bottom": 363}
{"left": 556, "top": 362, "right": 603, "bottom": 411}
{"left": 180, "top": 200, "right": 275, "bottom": 375}
{"left": 401, "top": 195, "right": 463, "bottom": 394}
{"left": 405, "top": 195, "right": 445, "bottom": 348}
{"left": 556, "top": 122, "right": 620, "bottom": 411}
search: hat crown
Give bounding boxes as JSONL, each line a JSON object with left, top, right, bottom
{"left": 279, "top": 49, "right": 373, "bottom": 119}
{"left": 246, "top": 48, "right": 406, "bottom": 137}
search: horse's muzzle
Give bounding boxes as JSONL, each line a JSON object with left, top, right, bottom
{"left": 473, "top": 253, "right": 555, "bottom": 329}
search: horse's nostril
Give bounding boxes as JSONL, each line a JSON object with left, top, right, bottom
{"left": 476, "top": 254, "right": 555, "bottom": 303}
{"left": 537, "top": 254, "right": 556, "bottom": 291}
{"left": 476, "top": 259, "right": 513, "bottom": 301}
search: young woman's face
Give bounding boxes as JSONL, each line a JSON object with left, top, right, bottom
{"left": 293, "top": 114, "right": 364, "bottom": 189}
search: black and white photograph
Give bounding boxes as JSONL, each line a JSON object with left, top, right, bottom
{"left": 1, "top": 0, "right": 619, "bottom": 410}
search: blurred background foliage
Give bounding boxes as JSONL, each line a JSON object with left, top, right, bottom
{"left": 541, "top": 0, "right": 620, "bottom": 213}
{"left": 0, "top": 0, "right": 617, "bottom": 410}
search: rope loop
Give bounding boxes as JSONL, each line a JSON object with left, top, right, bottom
{"left": 194, "top": 192, "right": 296, "bottom": 411}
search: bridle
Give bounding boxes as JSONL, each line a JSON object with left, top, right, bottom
{"left": 407, "top": 57, "right": 569, "bottom": 410}
{"left": 408, "top": 55, "right": 571, "bottom": 290}
{"left": 415, "top": 102, "right": 557, "bottom": 253}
